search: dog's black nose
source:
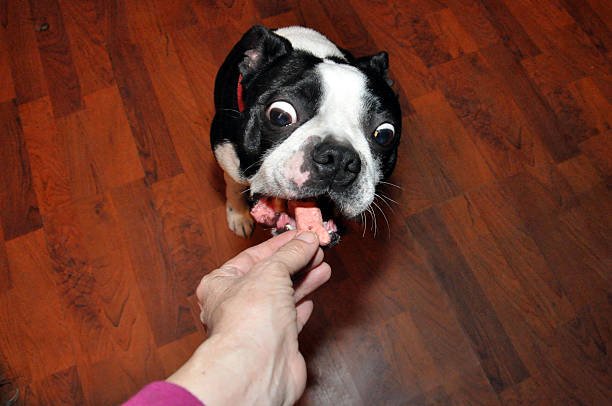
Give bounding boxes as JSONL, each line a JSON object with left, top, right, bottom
{"left": 311, "top": 140, "right": 361, "bottom": 190}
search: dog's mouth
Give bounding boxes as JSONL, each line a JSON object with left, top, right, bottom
{"left": 249, "top": 195, "right": 342, "bottom": 247}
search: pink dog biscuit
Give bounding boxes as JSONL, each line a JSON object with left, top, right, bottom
{"left": 295, "top": 207, "right": 331, "bottom": 246}
{"left": 250, "top": 198, "right": 277, "bottom": 227}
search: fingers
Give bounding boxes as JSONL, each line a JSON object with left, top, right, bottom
{"left": 304, "top": 245, "right": 324, "bottom": 273}
{"left": 296, "top": 300, "right": 314, "bottom": 333}
{"left": 294, "top": 262, "right": 331, "bottom": 303}
{"left": 223, "top": 231, "right": 298, "bottom": 273}
{"left": 264, "top": 232, "right": 320, "bottom": 276}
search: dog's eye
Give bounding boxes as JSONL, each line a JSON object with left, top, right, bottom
{"left": 373, "top": 123, "right": 395, "bottom": 146}
{"left": 266, "top": 101, "right": 297, "bottom": 127}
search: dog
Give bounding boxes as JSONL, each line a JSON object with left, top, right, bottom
{"left": 211, "top": 25, "right": 401, "bottom": 246}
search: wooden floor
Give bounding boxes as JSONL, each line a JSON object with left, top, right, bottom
{"left": 1, "top": 0, "right": 610, "bottom": 404}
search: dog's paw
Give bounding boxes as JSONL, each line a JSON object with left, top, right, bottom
{"left": 226, "top": 205, "right": 255, "bottom": 238}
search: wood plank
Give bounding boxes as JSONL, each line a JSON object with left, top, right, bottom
{"left": 380, "top": 312, "right": 440, "bottom": 397}
{"left": 443, "top": 0, "right": 500, "bottom": 49}
{"left": 440, "top": 194, "right": 575, "bottom": 340}
{"left": 533, "top": 297, "right": 612, "bottom": 404}
{"left": 559, "top": 0, "right": 612, "bottom": 54}
{"left": 55, "top": 86, "right": 144, "bottom": 199}
{"left": 566, "top": 76, "right": 612, "bottom": 137}
{"left": 18, "top": 97, "right": 72, "bottom": 215}
{"left": 41, "top": 193, "right": 167, "bottom": 404}
{"left": 410, "top": 91, "right": 495, "bottom": 196}
{"left": 0, "top": 24, "right": 16, "bottom": 102}
{"left": 0, "top": 100, "right": 43, "bottom": 240}
{"left": 406, "top": 207, "right": 529, "bottom": 393}
{"left": 579, "top": 132, "right": 611, "bottom": 178}
{"left": 151, "top": 0, "right": 198, "bottom": 31}
{"left": 349, "top": 0, "right": 437, "bottom": 99}
{"left": 432, "top": 52, "right": 552, "bottom": 175}
{"left": 29, "top": 0, "right": 84, "bottom": 117}
{"left": 4, "top": 0, "right": 48, "bottom": 104}
{"left": 586, "top": 0, "right": 612, "bottom": 27}
{"left": 498, "top": 171, "right": 610, "bottom": 309}
{"left": 262, "top": 10, "right": 302, "bottom": 28}
{"left": 254, "top": 0, "right": 293, "bottom": 19}
{"left": 506, "top": 0, "right": 609, "bottom": 76}
{"left": 59, "top": 0, "right": 115, "bottom": 96}
{"left": 466, "top": 180, "right": 578, "bottom": 326}
{"left": 0, "top": 230, "right": 76, "bottom": 384}
{"left": 110, "top": 178, "right": 199, "bottom": 347}
{"left": 426, "top": 8, "right": 479, "bottom": 60}
{"left": 475, "top": 0, "right": 540, "bottom": 59}
{"left": 150, "top": 174, "right": 215, "bottom": 301}
{"left": 329, "top": 321, "right": 412, "bottom": 403}
{"left": 23, "top": 366, "right": 85, "bottom": 405}
{"left": 108, "top": 0, "right": 184, "bottom": 185}
{"left": 311, "top": 0, "right": 378, "bottom": 56}
{"left": 362, "top": 223, "right": 497, "bottom": 399}
{"left": 480, "top": 43, "right": 572, "bottom": 163}
{"left": 141, "top": 32, "right": 225, "bottom": 211}
{"left": 0, "top": 225, "right": 10, "bottom": 291}
{"left": 42, "top": 193, "right": 159, "bottom": 372}
{"left": 192, "top": 0, "right": 258, "bottom": 30}
{"left": 557, "top": 154, "right": 603, "bottom": 195}
{"left": 298, "top": 308, "right": 364, "bottom": 406}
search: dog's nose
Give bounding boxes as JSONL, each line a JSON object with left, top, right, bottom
{"left": 311, "top": 140, "right": 361, "bottom": 190}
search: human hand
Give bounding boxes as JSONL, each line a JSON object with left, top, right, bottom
{"left": 167, "top": 231, "right": 331, "bottom": 405}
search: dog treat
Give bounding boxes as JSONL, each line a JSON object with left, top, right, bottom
{"left": 250, "top": 198, "right": 278, "bottom": 227}
{"left": 251, "top": 197, "right": 338, "bottom": 246}
{"left": 295, "top": 206, "right": 331, "bottom": 245}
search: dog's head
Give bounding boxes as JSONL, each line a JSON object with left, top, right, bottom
{"left": 232, "top": 25, "right": 401, "bottom": 219}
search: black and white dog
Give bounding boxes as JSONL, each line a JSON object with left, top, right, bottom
{"left": 211, "top": 25, "right": 401, "bottom": 245}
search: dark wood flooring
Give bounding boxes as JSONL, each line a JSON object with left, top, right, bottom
{"left": 1, "top": 0, "right": 611, "bottom": 404}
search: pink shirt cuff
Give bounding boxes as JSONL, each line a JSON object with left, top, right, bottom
{"left": 123, "top": 381, "right": 203, "bottom": 406}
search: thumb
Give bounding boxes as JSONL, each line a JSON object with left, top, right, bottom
{"left": 265, "top": 232, "right": 321, "bottom": 276}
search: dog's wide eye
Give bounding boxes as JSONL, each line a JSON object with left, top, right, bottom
{"left": 266, "top": 101, "right": 297, "bottom": 127}
{"left": 373, "top": 123, "right": 395, "bottom": 146}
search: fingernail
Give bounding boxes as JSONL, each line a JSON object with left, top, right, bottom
{"left": 296, "top": 231, "right": 317, "bottom": 243}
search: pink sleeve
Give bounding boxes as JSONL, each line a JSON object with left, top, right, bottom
{"left": 123, "top": 381, "right": 204, "bottom": 406}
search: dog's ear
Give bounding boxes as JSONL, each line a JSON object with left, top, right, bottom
{"left": 238, "top": 25, "right": 292, "bottom": 77}
{"left": 356, "top": 51, "right": 394, "bottom": 87}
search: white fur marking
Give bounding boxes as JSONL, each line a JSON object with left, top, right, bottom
{"left": 214, "top": 143, "right": 246, "bottom": 184}
{"left": 275, "top": 26, "right": 345, "bottom": 60}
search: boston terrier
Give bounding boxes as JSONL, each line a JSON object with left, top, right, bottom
{"left": 211, "top": 25, "right": 401, "bottom": 246}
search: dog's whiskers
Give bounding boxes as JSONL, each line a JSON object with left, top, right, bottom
{"left": 372, "top": 200, "right": 391, "bottom": 239}
{"left": 379, "top": 180, "right": 403, "bottom": 190}
{"left": 367, "top": 205, "right": 377, "bottom": 237}
{"left": 361, "top": 211, "right": 368, "bottom": 238}
{"left": 376, "top": 192, "right": 399, "bottom": 206}
{"left": 375, "top": 193, "right": 396, "bottom": 214}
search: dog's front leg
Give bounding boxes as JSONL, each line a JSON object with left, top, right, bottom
{"left": 224, "top": 172, "right": 255, "bottom": 238}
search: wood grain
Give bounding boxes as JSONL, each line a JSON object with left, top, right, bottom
{"left": 4, "top": 0, "right": 48, "bottom": 104}
{"left": 29, "top": 0, "right": 84, "bottom": 117}
{"left": 0, "top": 100, "right": 43, "bottom": 240}
{"left": 407, "top": 208, "right": 529, "bottom": 393}
{"left": 0, "top": 0, "right": 610, "bottom": 404}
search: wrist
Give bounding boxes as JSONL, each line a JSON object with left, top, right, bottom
{"left": 166, "top": 334, "right": 261, "bottom": 405}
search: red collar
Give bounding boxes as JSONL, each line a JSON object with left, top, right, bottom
{"left": 237, "top": 74, "right": 245, "bottom": 112}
